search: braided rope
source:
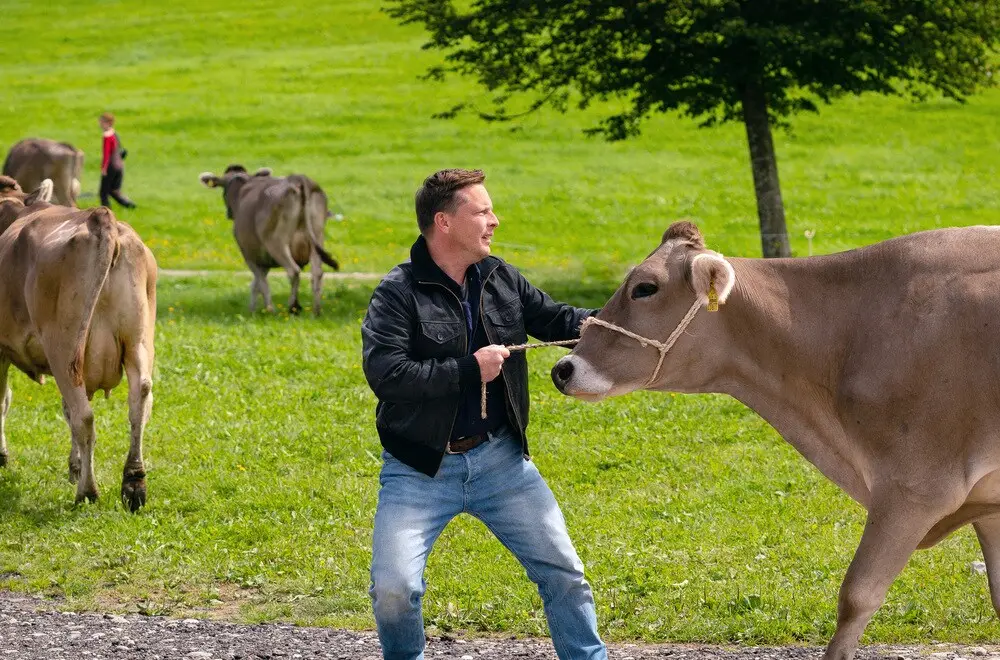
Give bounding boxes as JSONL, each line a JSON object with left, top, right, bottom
{"left": 479, "top": 298, "right": 703, "bottom": 419}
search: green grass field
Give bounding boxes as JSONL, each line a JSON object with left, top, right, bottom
{"left": 2, "top": 0, "right": 1000, "bottom": 646}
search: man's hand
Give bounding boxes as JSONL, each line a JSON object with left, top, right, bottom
{"left": 474, "top": 344, "right": 510, "bottom": 382}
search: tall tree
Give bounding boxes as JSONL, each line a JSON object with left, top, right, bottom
{"left": 386, "top": 0, "right": 999, "bottom": 257}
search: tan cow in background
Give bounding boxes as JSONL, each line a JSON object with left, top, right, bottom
{"left": 3, "top": 138, "right": 84, "bottom": 207}
{"left": 552, "top": 220, "right": 1000, "bottom": 660}
{"left": 199, "top": 165, "right": 340, "bottom": 316}
{"left": 0, "top": 175, "right": 156, "bottom": 511}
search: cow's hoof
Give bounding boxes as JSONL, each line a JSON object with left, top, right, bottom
{"left": 74, "top": 489, "right": 99, "bottom": 505}
{"left": 121, "top": 479, "right": 146, "bottom": 513}
{"left": 0, "top": 452, "right": 7, "bottom": 468}
{"left": 121, "top": 468, "right": 147, "bottom": 513}
{"left": 289, "top": 302, "right": 302, "bottom": 315}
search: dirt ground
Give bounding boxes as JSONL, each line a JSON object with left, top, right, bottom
{"left": 1, "top": 591, "right": 996, "bottom": 660}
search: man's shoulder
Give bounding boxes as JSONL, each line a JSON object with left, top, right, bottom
{"left": 484, "top": 255, "right": 526, "bottom": 288}
{"left": 484, "top": 254, "right": 519, "bottom": 277}
{"left": 377, "top": 262, "right": 415, "bottom": 292}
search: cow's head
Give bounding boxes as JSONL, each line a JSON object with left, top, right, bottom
{"left": 0, "top": 177, "right": 53, "bottom": 234}
{"left": 551, "top": 221, "right": 735, "bottom": 401}
{"left": 0, "top": 176, "right": 52, "bottom": 205}
{"left": 199, "top": 164, "right": 272, "bottom": 219}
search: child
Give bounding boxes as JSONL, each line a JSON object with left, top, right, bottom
{"left": 99, "top": 112, "right": 136, "bottom": 209}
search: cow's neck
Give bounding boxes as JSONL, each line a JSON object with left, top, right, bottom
{"left": 224, "top": 178, "right": 249, "bottom": 215}
{"left": 711, "top": 257, "right": 873, "bottom": 507}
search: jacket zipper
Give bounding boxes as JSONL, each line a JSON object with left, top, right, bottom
{"left": 477, "top": 266, "right": 530, "bottom": 459}
{"left": 419, "top": 265, "right": 529, "bottom": 460}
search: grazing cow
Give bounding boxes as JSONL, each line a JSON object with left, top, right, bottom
{"left": 552, "top": 221, "right": 1000, "bottom": 660}
{"left": 0, "top": 175, "right": 156, "bottom": 511}
{"left": 3, "top": 138, "right": 84, "bottom": 207}
{"left": 199, "top": 165, "right": 340, "bottom": 316}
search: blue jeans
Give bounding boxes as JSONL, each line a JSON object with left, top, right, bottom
{"left": 370, "top": 425, "right": 607, "bottom": 660}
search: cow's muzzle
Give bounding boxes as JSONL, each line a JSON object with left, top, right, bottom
{"left": 551, "top": 357, "right": 574, "bottom": 393}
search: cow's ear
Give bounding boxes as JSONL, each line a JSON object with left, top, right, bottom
{"left": 199, "top": 172, "right": 220, "bottom": 188}
{"left": 24, "top": 179, "right": 53, "bottom": 205}
{"left": 689, "top": 252, "right": 735, "bottom": 310}
{"left": 253, "top": 167, "right": 272, "bottom": 177}
{"left": 0, "top": 176, "right": 21, "bottom": 196}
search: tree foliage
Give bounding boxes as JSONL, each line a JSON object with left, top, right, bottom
{"left": 386, "top": 0, "right": 1000, "bottom": 140}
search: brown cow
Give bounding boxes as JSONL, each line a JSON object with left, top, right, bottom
{"left": 552, "top": 221, "right": 1000, "bottom": 660}
{"left": 3, "top": 138, "right": 84, "bottom": 207}
{"left": 0, "top": 176, "right": 156, "bottom": 511}
{"left": 199, "top": 165, "right": 340, "bottom": 316}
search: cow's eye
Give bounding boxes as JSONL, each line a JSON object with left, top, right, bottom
{"left": 630, "top": 283, "right": 658, "bottom": 300}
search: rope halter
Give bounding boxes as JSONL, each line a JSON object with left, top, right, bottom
{"left": 577, "top": 294, "right": 707, "bottom": 388}
{"left": 478, "top": 283, "right": 718, "bottom": 418}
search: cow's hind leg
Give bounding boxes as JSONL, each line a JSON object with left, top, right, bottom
{"left": 61, "top": 398, "right": 81, "bottom": 484}
{"left": 247, "top": 263, "right": 273, "bottom": 313}
{"left": 120, "top": 346, "right": 152, "bottom": 512}
{"left": 974, "top": 517, "right": 1000, "bottom": 618}
{"left": 58, "top": 385, "right": 98, "bottom": 504}
{"left": 0, "top": 358, "right": 10, "bottom": 467}
{"left": 263, "top": 242, "right": 303, "bottom": 315}
{"left": 310, "top": 246, "right": 324, "bottom": 317}
{"left": 823, "top": 492, "right": 953, "bottom": 660}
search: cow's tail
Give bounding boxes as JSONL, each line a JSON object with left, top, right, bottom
{"left": 291, "top": 175, "right": 339, "bottom": 271}
{"left": 68, "top": 207, "right": 120, "bottom": 387}
{"left": 71, "top": 148, "right": 84, "bottom": 201}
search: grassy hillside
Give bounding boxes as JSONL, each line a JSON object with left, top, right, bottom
{"left": 1, "top": 0, "right": 999, "bottom": 645}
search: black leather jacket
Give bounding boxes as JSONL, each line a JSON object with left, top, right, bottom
{"left": 361, "top": 236, "right": 594, "bottom": 476}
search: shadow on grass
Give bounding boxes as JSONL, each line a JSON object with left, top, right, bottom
{"left": 0, "top": 469, "right": 74, "bottom": 528}
{"left": 156, "top": 274, "right": 618, "bottom": 326}
{"left": 157, "top": 277, "right": 377, "bottom": 324}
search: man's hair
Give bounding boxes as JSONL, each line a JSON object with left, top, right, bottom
{"left": 100, "top": 112, "right": 115, "bottom": 125}
{"left": 415, "top": 168, "right": 485, "bottom": 234}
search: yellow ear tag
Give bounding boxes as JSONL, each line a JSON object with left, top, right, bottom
{"left": 707, "top": 279, "right": 719, "bottom": 312}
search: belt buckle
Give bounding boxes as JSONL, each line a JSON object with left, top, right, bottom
{"left": 446, "top": 433, "right": 485, "bottom": 455}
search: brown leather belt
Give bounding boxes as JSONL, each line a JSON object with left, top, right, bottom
{"left": 446, "top": 433, "right": 488, "bottom": 454}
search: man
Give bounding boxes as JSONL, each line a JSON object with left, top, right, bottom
{"left": 361, "top": 169, "right": 607, "bottom": 660}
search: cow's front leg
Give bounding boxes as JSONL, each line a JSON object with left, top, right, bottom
{"left": 824, "top": 491, "right": 953, "bottom": 660}
{"left": 974, "top": 517, "right": 1000, "bottom": 619}
{"left": 121, "top": 346, "right": 152, "bottom": 512}
{"left": 0, "top": 358, "right": 10, "bottom": 467}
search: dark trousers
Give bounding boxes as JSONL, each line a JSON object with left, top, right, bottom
{"left": 100, "top": 168, "right": 135, "bottom": 208}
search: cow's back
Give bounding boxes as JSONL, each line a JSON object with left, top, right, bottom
{"left": 3, "top": 139, "right": 83, "bottom": 206}
{"left": 0, "top": 204, "right": 155, "bottom": 394}
{"left": 799, "top": 226, "right": 1000, "bottom": 456}
{"left": 232, "top": 175, "right": 321, "bottom": 268}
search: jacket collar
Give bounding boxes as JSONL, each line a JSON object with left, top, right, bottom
{"left": 410, "top": 235, "right": 500, "bottom": 293}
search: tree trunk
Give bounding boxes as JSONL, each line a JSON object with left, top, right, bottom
{"left": 741, "top": 81, "right": 791, "bottom": 258}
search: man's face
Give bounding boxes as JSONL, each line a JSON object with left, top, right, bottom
{"left": 441, "top": 184, "right": 499, "bottom": 262}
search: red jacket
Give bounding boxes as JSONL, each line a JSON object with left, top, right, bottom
{"left": 101, "top": 131, "right": 123, "bottom": 172}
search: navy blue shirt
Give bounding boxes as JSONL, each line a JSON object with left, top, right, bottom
{"left": 451, "top": 263, "right": 509, "bottom": 440}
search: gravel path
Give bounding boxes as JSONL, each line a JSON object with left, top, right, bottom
{"left": 2, "top": 592, "right": 997, "bottom": 660}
